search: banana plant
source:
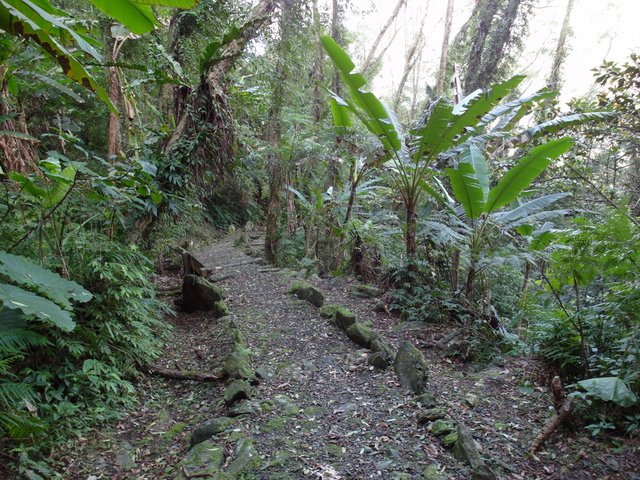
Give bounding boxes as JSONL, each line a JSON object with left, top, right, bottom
{"left": 446, "top": 143, "right": 573, "bottom": 302}
{"left": 0, "top": 0, "right": 197, "bottom": 110}
{"left": 321, "top": 35, "right": 611, "bottom": 261}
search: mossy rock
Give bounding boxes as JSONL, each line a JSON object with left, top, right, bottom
{"left": 346, "top": 322, "right": 375, "bottom": 348}
{"left": 453, "top": 423, "right": 496, "bottom": 480}
{"left": 417, "top": 408, "right": 446, "bottom": 424}
{"left": 422, "top": 464, "right": 444, "bottom": 480}
{"left": 225, "top": 438, "right": 261, "bottom": 476}
{"left": 191, "top": 417, "right": 237, "bottom": 447}
{"left": 443, "top": 431, "right": 458, "bottom": 448}
{"left": 182, "top": 274, "right": 226, "bottom": 314}
{"left": 213, "top": 300, "right": 229, "bottom": 318}
{"left": 334, "top": 307, "right": 356, "bottom": 331}
{"left": 370, "top": 336, "right": 396, "bottom": 366}
{"left": 350, "top": 284, "right": 381, "bottom": 298}
{"left": 180, "top": 440, "right": 224, "bottom": 477}
{"left": 228, "top": 400, "right": 263, "bottom": 417}
{"left": 415, "top": 391, "right": 437, "bottom": 409}
{"left": 289, "top": 280, "right": 324, "bottom": 307}
{"left": 224, "top": 380, "right": 253, "bottom": 406}
{"left": 368, "top": 351, "right": 391, "bottom": 369}
{"left": 319, "top": 304, "right": 342, "bottom": 319}
{"left": 223, "top": 350, "right": 254, "bottom": 381}
{"left": 431, "top": 419, "right": 456, "bottom": 437}
{"left": 393, "top": 340, "right": 429, "bottom": 394}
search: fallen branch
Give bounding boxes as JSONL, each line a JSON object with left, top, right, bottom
{"left": 530, "top": 376, "right": 574, "bottom": 453}
{"left": 147, "top": 365, "right": 224, "bottom": 382}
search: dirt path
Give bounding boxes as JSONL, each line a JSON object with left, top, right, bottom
{"left": 60, "top": 234, "right": 640, "bottom": 480}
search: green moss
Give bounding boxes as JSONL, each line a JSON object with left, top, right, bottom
{"left": 163, "top": 422, "right": 187, "bottom": 439}
{"left": 324, "top": 443, "right": 344, "bottom": 458}
{"left": 431, "top": 419, "right": 456, "bottom": 437}
{"left": 263, "top": 416, "right": 289, "bottom": 433}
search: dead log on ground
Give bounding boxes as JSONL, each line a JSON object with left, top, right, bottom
{"left": 530, "top": 376, "right": 575, "bottom": 453}
{"left": 147, "top": 365, "right": 224, "bottom": 382}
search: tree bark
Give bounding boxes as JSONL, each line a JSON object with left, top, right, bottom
{"left": 547, "top": 0, "right": 575, "bottom": 91}
{"left": 406, "top": 202, "right": 418, "bottom": 260}
{"left": 436, "top": 0, "right": 455, "bottom": 96}
{"left": 0, "top": 72, "right": 37, "bottom": 174}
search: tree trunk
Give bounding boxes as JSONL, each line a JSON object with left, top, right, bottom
{"left": 361, "top": 0, "right": 406, "bottom": 73}
{"left": 0, "top": 72, "right": 37, "bottom": 174}
{"left": 105, "top": 40, "right": 121, "bottom": 159}
{"left": 463, "top": 0, "right": 499, "bottom": 93}
{"left": 406, "top": 203, "right": 417, "bottom": 260}
{"left": 392, "top": 8, "right": 427, "bottom": 111}
{"left": 547, "top": 0, "right": 575, "bottom": 91}
{"left": 435, "top": 0, "right": 455, "bottom": 96}
{"left": 326, "top": 0, "right": 343, "bottom": 189}
{"left": 311, "top": 0, "right": 324, "bottom": 124}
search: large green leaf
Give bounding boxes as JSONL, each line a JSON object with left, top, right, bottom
{"left": 329, "top": 96, "right": 352, "bottom": 134}
{"left": 447, "top": 161, "right": 485, "bottom": 220}
{"left": 493, "top": 192, "right": 571, "bottom": 226}
{"left": 321, "top": 35, "right": 402, "bottom": 154}
{"left": 461, "top": 145, "right": 489, "bottom": 202}
{"left": 484, "top": 138, "right": 574, "bottom": 214}
{"left": 525, "top": 112, "right": 616, "bottom": 139}
{"left": 0, "top": 283, "right": 75, "bottom": 331}
{"left": 86, "top": 0, "right": 158, "bottom": 34}
{"left": 0, "top": 253, "right": 92, "bottom": 309}
{"left": 577, "top": 377, "right": 638, "bottom": 408}
{"left": 134, "top": 0, "right": 197, "bottom": 6}
{"left": 0, "top": 1, "right": 115, "bottom": 111}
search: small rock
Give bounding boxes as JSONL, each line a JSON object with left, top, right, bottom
{"left": 394, "top": 340, "right": 429, "bottom": 394}
{"left": 224, "top": 379, "right": 253, "bottom": 406}
{"left": 273, "top": 394, "right": 301, "bottom": 415}
{"left": 255, "top": 366, "right": 275, "bottom": 380}
{"left": 422, "top": 464, "right": 444, "bottom": 480}
{"left": 452, "top": 423, "right": 496, "bottom": 480}
{"left": 190, "top": 417, "right": 237, "bottom": 447}
{"left": 346, "top": 322, "right": 375, "bottom": 348}
{"left": 289, "top": 280, "right": 324, "bottom": 307}
{"left": 464, "top": 393, "right": 479, "bottom": 408}
{"left": 350, "top": 284, "right": 381, "bottom": 298}
{"left": 431, "top": 419, "right": 456, "bottom": 437}
{"left": 415, "top": 392, "right": 437, "bottom": 409}
{"left": 417, "top": 408, "right": 446, "bottom": 424}
{"left": 114, "top": 441, "right": 136, "bottom": 471}
{"left": 212, "top": 299, "right": 229, "bottom": 318}
{"left": 368, "top": 351, "right": 391, "bottom": 369}
{"left": 443, "top": 431, "right": 458, "bottom": 447}
{"left": 229, "top": 400, "right": 263, "bottom": 417}
{"left": 301, "top": 360, "right": 317, "bottom": 372}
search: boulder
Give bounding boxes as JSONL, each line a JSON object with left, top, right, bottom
{"left": 224, "top": 380, "right": 253, "bottom": 406}
{"left": 289, "top": 280, "right": 324, "bottom": 307}
{"left": 350, "top": 284, "right": 381, "bottom": 298}
{"left": 334, "top": 308, "right": 356, "bottom": 331}
{"left": 190, "top": 417, "right": 236, "bottom": 447}
{"left": 182, "top": 274, "right": 226, "bottom": 315}
{"left": 394, "top": 341, "right": 429, "bottom": 394}
{"left": 346, "top": 322, "right": 375, "bottom": 348}
{"left": 452, "top": 423, "right": 496, "bottom": 480}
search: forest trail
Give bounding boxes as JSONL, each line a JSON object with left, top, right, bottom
{"left": 61, "top": 233, "right": 639, "bottom": 480}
